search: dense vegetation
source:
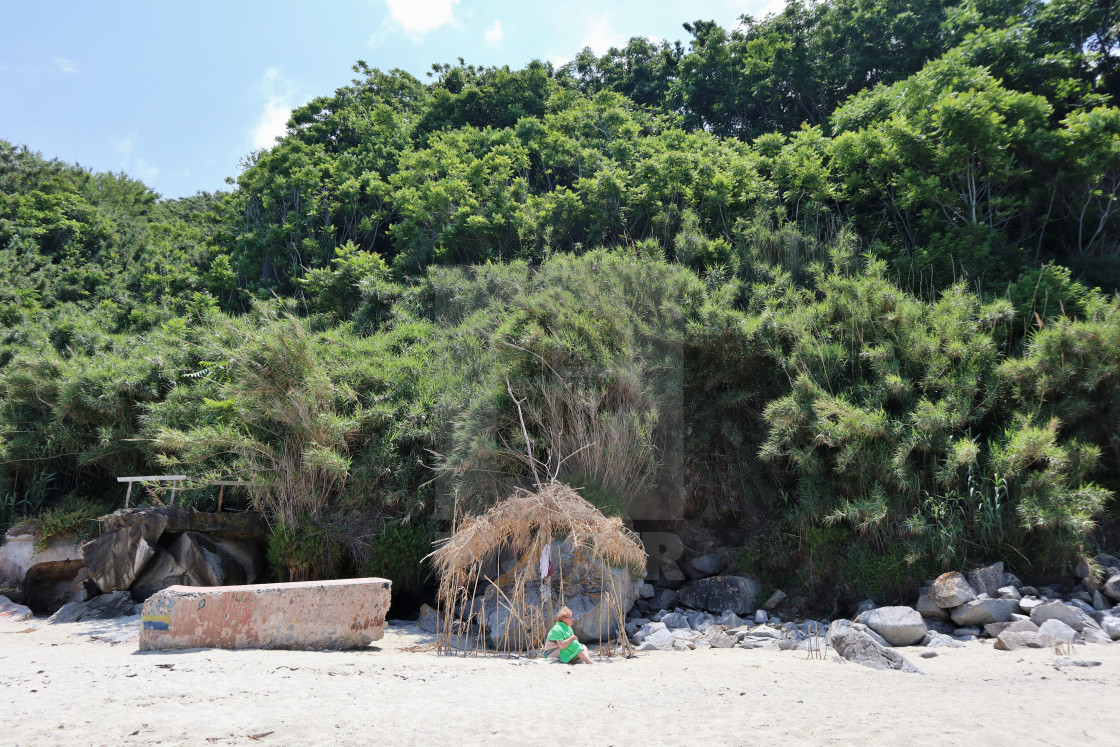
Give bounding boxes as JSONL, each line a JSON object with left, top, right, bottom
{"left": 3, "top": 0, "right": 1119, "bottom": 604}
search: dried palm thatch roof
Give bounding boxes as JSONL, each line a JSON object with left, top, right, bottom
{"left": 430, "top": 481, "right": 646, "bottom": 577}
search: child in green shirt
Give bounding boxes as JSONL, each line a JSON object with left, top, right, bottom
{"left": 544, "top": 605, "right": 598, "bottom": 665}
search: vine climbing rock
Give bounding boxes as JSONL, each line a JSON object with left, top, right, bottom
{"left": 138, "top": 578, "right": 391, "bottom": 651}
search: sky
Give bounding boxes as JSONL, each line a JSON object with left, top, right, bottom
{"left": 0, "top": 0, "right": 780, "bottom": 200}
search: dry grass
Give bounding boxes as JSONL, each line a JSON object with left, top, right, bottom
{"left": 430, "top": 481, "right": 646, "bottom": 657}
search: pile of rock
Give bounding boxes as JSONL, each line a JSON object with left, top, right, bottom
{"left": 627, "top": 605, "right": 829, "bottom": 653}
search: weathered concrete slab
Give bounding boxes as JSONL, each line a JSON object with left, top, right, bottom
{"left": 139, "top": 578, "right": 391, "bottom": 651}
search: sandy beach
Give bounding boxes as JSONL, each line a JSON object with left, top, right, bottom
{"left": 2, "top": 616, "right": 1119, "bottom": 746}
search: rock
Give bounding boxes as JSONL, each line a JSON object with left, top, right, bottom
{"left": 685, "top": 610, "right": 715, "bottom": 632}
{"left": 967, "top": 562, "right": 1004, "bottom": 598}
{"left": 1037, "top": 619, "right": 1077, "bottom": 646}
{"left": 686, "top": 553, "right": 725, "bottom": 578}
{"left": 754, "top": 609, "right": 768, "bottom": 624}
{"left": 1002, "top": 572, "right": 1023, "bottom": 589}
{"left": 0, "top": 595, "right": 32, "bottom": 622}
{"left": 660, "top": 611, "right": 691, "bottom": 630}
{"left": 708, "top": 629, "right": 739, "bottom": 648}
{"left": 997, "top": 586, "right": 1021, "bottom": 601}
{"left": 916, "top": 591, "right": 951, "bottom": 621}
{"left": 1094, "top": 554, "right": 1120, "bottom": 573}
{"left": 1051, "top": 657, "right": 1101, "bottom": 667}
{"left": 1080, "top": 627, "right": 1112, "bottom": 645}
{"left": 828, "top": 626, "right": 923, "bottom": 673}
{"left": 652, "top": 588, "right": 679, "bottom": 611}
{"left": 928, "top": 572, "right": 976, "bottom": 609}
{"left": 949, "top": 598, "right": 1021, "bottom": 627}
{"left": 985, "top": 619, "right": 1038, "bottom": 638}
{"left": 920, "top": 651, "right": 938, "bottom": 658}
{"left": 1019, "top": 586, "right": 1039, "bottom": 596}
{"left": 1069, "top": 598, "right": 1097, "bottom": 615}
{"left": 636, "top": 627, "right": 676, "bottom": 651}
{"left": 418, "top": 603, "right": 439, "bottom": 634}
{"left": 633, "top": 621, "right": 667, "bottom": 644}
{"left": 855, "top": 599, "right": 876, "bottom": 615}
{"left": 1030, "top": 600, "right": 1098, "bottom": 632}
{"left": 1094, "top": 591, "right": 1110, "bottom": 611}
{"left": 139, "top": 578, "right": 390, "bottom": 651}
{"left": 637, "top": 582, "right": 655, "bottom": 599}
{"left": 854, "top": 606, "right": 927, "bottom": 647}
{"left": 48, "top": 590, "right": 137, "bottom": 623}
{"left": 926, "top": 632, "right": 964, "bottom": 648}
{"left": 925, "top": 619, "right": 956, "bottom": 635}
{"left": 1075, "top": 557, "right": 1093, "bottom": 580}
{"left": 746, "top": 624, "right": 782, "bottom": 639}
{"left": 1101, "top": 574, "right": 1120, "bottom": 603}
{"left": 1018, "top": 596, "right": 1044, "bottom": 613}
{"left": 1100, "top": 616, "right": 1120, "bottom": 641}
{"left": 716, "top": 611, "right": 744, "bottom": 628}
{"left": 762, "top": 589, "right": 787, "bottom": 611}
{"left": 994, "top": 631, "right": 1046, "bottom": 650}
{"left": 130, "top": 532, "right": 262, "bottom": 602}
{"left": 80, "top": 525, "right": 160, "bottom": 593}
{"left": 99, "top": 507, "right": 268, "bottom": 541}
{"left": 677, "top": 576, "right": 762, "bottom": 615}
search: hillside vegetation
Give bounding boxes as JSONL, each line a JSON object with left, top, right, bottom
{"left": 3, "top": 0, "right": 1119, "bottom": 604}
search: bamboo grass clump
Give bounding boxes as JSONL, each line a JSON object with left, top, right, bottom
{"left": 430, "top": 481, "right": 646, "bottom": 658}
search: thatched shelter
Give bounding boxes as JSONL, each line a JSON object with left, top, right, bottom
{"left": 430, "top": 481, "right": 647, "bottom": 656}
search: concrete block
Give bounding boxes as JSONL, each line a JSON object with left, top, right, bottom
{"left": 139, "top": 578, "right": 391, "bottom": 651}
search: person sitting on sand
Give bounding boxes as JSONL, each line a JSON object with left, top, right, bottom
{"left": 543, "top": 606, "right": 598, "bottom": 665}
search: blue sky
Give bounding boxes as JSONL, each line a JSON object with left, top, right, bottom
{"left": 1, "top": 1, "right": 777, "bottom": 199}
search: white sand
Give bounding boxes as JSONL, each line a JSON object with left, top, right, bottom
{"left": 2, "top": 617, "right": 1119, "bottom": 746}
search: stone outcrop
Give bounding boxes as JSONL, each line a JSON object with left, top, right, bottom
{"left": 854, "top": 606, "right": 927, "bottom": 646}
{"left": 0, "top": 532, "right": 84, "bottom": 606}
{"left": 49, "top": 590, "right": 138, "bottom": 623}
{"left": 138, "top": 578, "right": 391, "bottom": 651}
{"left": 677, "top": 575, "right": 762, "bottom": 615}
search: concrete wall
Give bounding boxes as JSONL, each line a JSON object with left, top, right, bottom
{"left": 0, "top": 533, "right": 84, "bottom": 603}
{"left": 139, "top": 577, "right": 392, "bottom": 651}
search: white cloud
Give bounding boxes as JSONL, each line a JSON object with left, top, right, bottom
{"left": 113, "top": 136, "right": 160, "bottom": 181}
{"left": 376, "top": 0, "right": 459, "bottom": 42}
{"left": 484, "top": 19, "right": 503, "bottom": 46}
{"left": 251, "top": 68, "right": 294, "bottom": 150}
{"left": 55, "top": 57, "right": 78, "bottom": 74}
{"left": 579, "top": 15, "right": 624, "bottom": 56}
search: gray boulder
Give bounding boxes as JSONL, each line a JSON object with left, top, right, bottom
{"left": 652, "top": 588, "right": 679, "bottom": 611}
{"left": 854, "top": 606, "right": 927, "bottom": 647}
{"left": 1018, "top": 596, "right": 1045, "bottom": 613}
{"left": 130, "top": 531, "right": 261, "bottom": 601}
{"left": 916, "top": 591, "right": 950, "bottom": 621}
{"left": 0, "top": 595, "right": 32, "bottom": 622}
{"left": 950, "top": 598, "right": 1022, "bottom": 627}
{"left": 746, "top": 624, "right": 783, "bottom": 639}
{"left": 685, "top": 610, "right": 715, "bottom": 631}
{"left": 678, "top": 575, "right": 762, "bottom": 615}
{"left": 686, "top": 553, "right": 725, "bottom": 578}
{"left": 81, "top": 526, "right": 161, "bottom": 593}
{"left": 926, "top": 632, "right": 964, "bottom": 648}
{"left": 707, "top": 629, "right": 738, "bottom": 648}
{"left": 754, "top": 609, "right": 768, "bottom": 624}
{"left": 1094, "top": 591, "right": 1110, "bottom": 611}
{"left": 48, "top": 590, "right": 137, "bottom": 623}
{"left": 716, "top": 611, "right": 744, "bottom": 628}
{"left": 967, "top": 562, "right": 1005, "bottom": 598}
{"left": 985, "top": 619, "right": 1038, "bottom": 638}
{"left": 1100, "top": 616, "right": 1120, "bottom": 641}
{"left": 1037, "top": 618, "right": 1077, "bottom": 646}
{"left": 636, "top": 627, "right": 676, "bottom": 651}
{"left": 636, "top": 582, "right": 655, "bottom": 599}
{"left": 1080, "top": 627, "right": 1112, "bottom": 645}
{"left": 997, "top": 586, "right": 1022, "bottom": 601}
{"left": 1094, "top": 554, "right": 1120, "bottom": 573}
{"left": 828, "top": 626, "right": 923, "bottom": 673}
{"left": 1030, "top": 600, "right": 1098, "bottom": 632}
{"left": 1101, "top": 574, "right": 1120, "bottom": 603}
{"left": 855, "top": 599, "right": 877, "bottom": 615}
{"left": 994, "top": 631, "right": 1046, "bottom": 650}
{"left": 763, "top": 589, "right": 787, "bottom": 610}
{"left": 633, "top": 621, "right": 666, "bottom": 644}
{"left": 660, "top": 611, "right": 691, "bottom": 629}
{"left": 928, "top": 572, "right": 976, "bottom": 608}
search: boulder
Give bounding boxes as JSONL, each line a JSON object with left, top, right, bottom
{"left": 855, "top": 599, "right": 877, "bottom": 615}
{"left": 632, "top": 621, "right": 666, "bottom": 644}
{"left": 81, "top": 525, "right": 161, "bottom": 593}
{"left": 99, "top": 507, "right": 268, "bottom": 541}
{"left": 0, "top": 595, "right": 32, "bottom": 622}
{"left": 139, "top": 578, "right": 390, "bottom": 651}
{"left": 1080, "top": 627, "right": 1112, "bottom": 645}
{"left": 967, "top": 562, "right": 1004, "bottom": 599}
{"left": 708, "top": 629, "right": 738, "bottom": 648}
{"left": 1101, "top": 574, "right": 1120, "bottom": 603}
{"left": 685, "top": 610, "right": 715, "bottom": 631}
{"left": 1030, "top": 600, "right": 1098, "bottom": 632}
{"left": 660, "top": 611, "right": 691, "bottom": 629}
{"left": 418, "top": 603, "right": 439, "bottom": 634}
{"left": 925, "top": 632, "right": 964, "bottom": 648}
{"left": 1018, "top": 596, "right": 1044, "bottom": 613}
{"left": 677, "top": 575, "right": 762, "bottom": 615}
{"left": 1100, "top": 616, "right": 1120, "bottom": 641}
{"left": 854, "top": 606, "right": 927, "bottom": 647}
{"left": 1037, "top": 618, "right": 1077, "bottom": 646}
{"left": 716, "top": 610, "right": 744, "bottom": 628}
{"left": 686, "top": 553, "right": 725, "bottom": 578}
{"left": 997, "top": 586, "right": 1022, "bottom": 601}
{"left": 754, "top": 609, "right": 768, "bottom": 624}
{"left": 762, "top": 589, "right": 787, "bottom": 611}
{"left": 928, "top": 572, "right": 976, "bottom": 609}
{"left": 636, "top": 627, "right": 676, "bottom": 651}
{"left": 1094, "top": 554, "right": 1120, "bottom": 573}
{"left": 130, "top": 532, "right": 262, "bottom": 602}
{"left": 652, "top": 588, "right": 678, "bottom": 611}
{"left": 636, "top": 582, "right": 655, "bottom": 599}
{"left": 746, "top": 624, "right": 782, "bottom": 639}
{"left": 48, "top": 590, "right": 137, "bottom": 623}
{"left": 949, "top": 598, "right": 1021, "bottom": 627}
{"left": 916, "top": 591, "right": 951, "bottom": 621}
{"left": 0, "top": 531, "right": 84, "bottom": 606}
{"left": 985, "top": 619, "right": 1038, "bottom": 638}
{"left": 1094, "top": 591, "right": 1110, "bottom": 611}
{"left": 994, "top": 631, "right": 1046, "bottom": 651}
{"left": 828, "top": 626, "right": 923, "bottom": 673}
